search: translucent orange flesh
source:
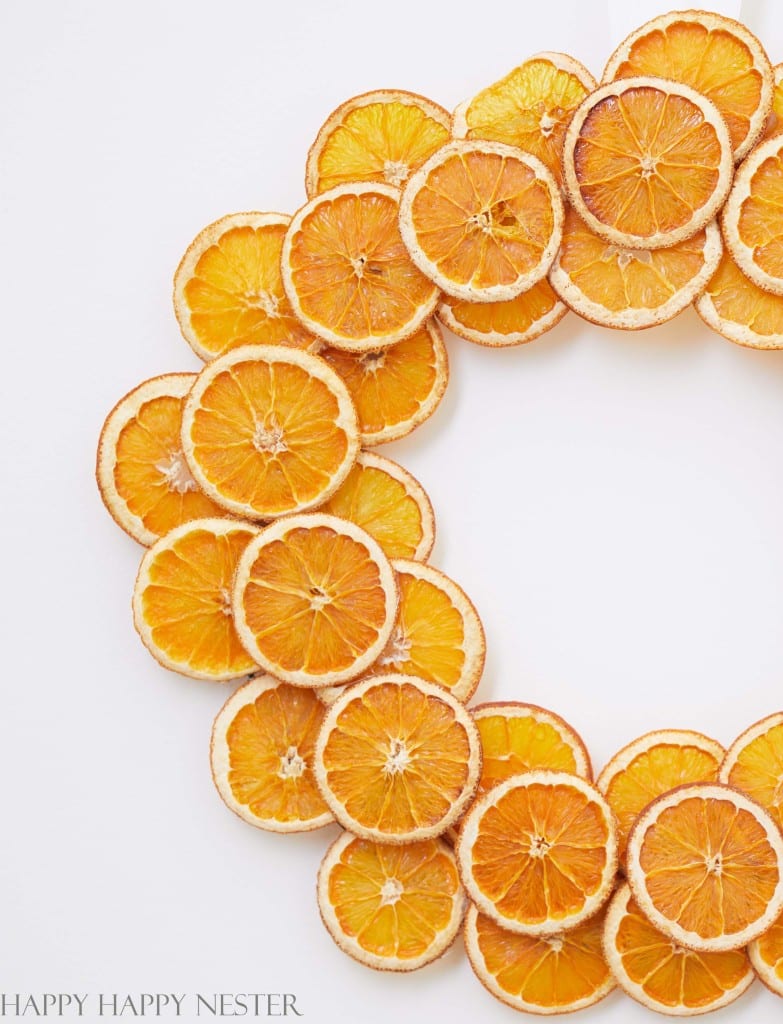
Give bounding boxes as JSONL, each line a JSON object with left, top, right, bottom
{"left": 755, "top": 914, "right": 783, "bottom": 981}
{"left": 639, "top": 796, "right": 780, "bottom": 940}
{"left": 328, "top": 838, "right": 459, "bottom": 959}
{"left": 190, "top": 358, "right": 350, "bottom": 517}
{"left": 410, "top": 150, "right": 556, "bottom": 288}
{"left": 471, "top": 783, "right": 610, "bottom": 926}
{"left": 769, "top": 69, "right": 783, "bottom": 138}
{"left": 611, "top": 21, "right": 766, "bottom": 155}
{"left": 615, "top": 891, "right": 750, "bottom": 1008}
{"left": 320, "top": 461, "right": 426, "bottom": 560}
{"left": 725, "top": 721, "right": 783, "bottom": 831}
{"left": 184, "top": 224, "right": 314, "bottom": 355}
{"left": 474, "top": 908, "right": 610, "bottom": 1007}
{"left": 320, "top": 326, "right": 442, "bottom": 440}
{"left": 142, "top": 527, "right": 257, "bottom": 675}
{"left": 476, "top": 713, "right": 584, "bottom": 801}
{"left": 321, "top": 681, "right": 472, "bottom": 835}
{"left": 737, "top": 149, "right": 783, "bottom": 281}
{"left": 442, "top": 281, "right": 561, "bottom": 338}
{"left": 241, "top": 525, "right": 389, "bottom": 676}
{"left": 463, "top": 58, "right": 593, "bottom": 185}
{"left": 574, "top": 88, "right": 723, "bottom": 239}
{"left": 702, "top": 251, "right": 783, "bottom": 337}
{"left": 314, "top": 101, "right": 450, "bottom": 193}
{"left": 226, "top": 685, "right": 330, "bottom": 823}
{"left": 288, "top": 191, "right": 437, "bottom": 342}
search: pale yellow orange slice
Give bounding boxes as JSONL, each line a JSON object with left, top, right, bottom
{"left": 719, "top": 711, "right": 783, "bottom": 833}
{"left": 438, "top": 281, "right": 566, "bottom": 347}
{"left": 695, "top": 249, "right": 783, "bottom": 349}
{"left": 749, "top": 911, "right": 783, "bottom": 997}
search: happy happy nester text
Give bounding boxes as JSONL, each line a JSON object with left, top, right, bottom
{"left": 0, "top": 995, "right": 303, "bottom": 1018}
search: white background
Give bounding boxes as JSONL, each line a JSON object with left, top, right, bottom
{"left": 2, "top": 0, "right": 783, "bottom": 1021}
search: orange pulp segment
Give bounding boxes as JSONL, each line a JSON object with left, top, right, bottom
{"left": 768, "top": 65, "right": 783, "bottom": 138}
{"left": 438, "top": 280, "right": 566, "bottom": 346}
{"left": 719, "top": 711, "right": 783, "bottom": 832}
{"left": 696, "top": 249, "right": 783, "bottom": 349}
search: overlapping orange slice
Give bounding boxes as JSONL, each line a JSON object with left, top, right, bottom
{"left": 438, "top": 282, "right": 566, "bottom": 346}
{"left": 696, "top": 249, "right": 783, "bottom": 349}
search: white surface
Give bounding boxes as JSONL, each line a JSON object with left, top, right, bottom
{"left": 2, "top": 0, "right": 783, "bottom": 1021}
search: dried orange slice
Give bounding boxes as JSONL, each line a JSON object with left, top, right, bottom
{"left": 768, "top": 65, "right": 783, "bottom": 139}
{"left": 603, "top": 10, "right": 773, "bottom": 162}
{"left": 314, "top": 674, "right": 481, "bottom": 843}
{"left": 97, "top": 374, "right": 227, "bottom": 546}
{"left": 438, "top": 281, "right": 566, "bottom": 347}
{"left": 457, "top": 771, "right": 618, "bottom": 935}
{"left": 549, "top": 209, "right": 723, "bottom": 330}
{"left": 695, "top": 249, "right": 783, "bottom": 349}
{"left": 626, "top": 783, "right": 783, "bottom": 952}
{"left": 317, "top": 832, "right": 465, "bottom": 971}
{"left": 181, "top": 345, "right": 359, "bottom": 520}
{"left": 400, "top": 140, "right": 563, "bottom": 302}
{"left": 563, "top": 77, "right": 733, "bottom": 251}
{"left": 719, "top": 711, "right": 783, "bottom": 832}
{"left": 319, "top": 320, "right": 448, "bottom": 444}
{"left": 305, "top": 90, "right": 451, "bottom": 197}
{"left": 749, "top": 911, "right": 783, "bottom": 997}
{"left": 597, "top": 729, "right": 725, "bottom": 862}
{"left": 233, "top": 514, "right": 397, "bottom": 688}
{"left": 281, "top": 182, "right": 440, "bottom": 351}
{"left": 453, "top": 52, "right": 596, "bottom": 187}
{"left": 723, "top": 134, "right": 783, "bottom": 296}
{"left": 173, "top": 212, "right": 315, "bottom": 361}
{"left": 603, "top": 882, "right": 754, "bottom": 1015}
{"left": 132, "top": 518, "right": 259, "bottom": 681}
{"left": 210, "top": 675, "right": 332, "bottom": 832}
{"left": 464, "top": 902, "right": 614, "bottom": 1014}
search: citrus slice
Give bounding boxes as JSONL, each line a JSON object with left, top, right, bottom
{"left": 695, "top": 249, "right": 783, "bottom": 349}
{"left": 210, "top": 674, "right": 333, "bottom": 832}
{"left": 181, "top": 345, "right": 359, "bottom": 520}
{"left": 452, "top": 52, "right": 596, "bottom": 187}
{"left": 563, "top": 77, "right": 733, "bottom": 251}
{"left": 457, "top": 771, "right": 618, "bottom": 936}
{"left": 718, "top": 711, "right": 783, "bottom": 832}
{"left": 305, "top": 90, "right": 452, "bottom": 197}
{"left": 399, "top": 140, "right": 563, "bottom": 303}
{"left": 603, "top": 10, "right": 773, "bottom": 162}
{"left": 314, "top": 674, "right": 481, "bottom": 843}
{"left": 722, "top": 134, "right": 783, "bottom": 296}
{"left": 597, "top": 729, "right": 725, "bottom": 862}
{"left": 749, "top": 911, "right": 783, "bottom": 997}
{"left": 767, "top": 65, "right": 783, "bottom": 139}
{"left": 132, "top": 518, "right": 259, "bottom": 681}
{"left": 281, "top": 182, "right": 440, "bottom": 351}
{"left": 96, "top": 374, "right": 227, "bottom": 545}
{"left": 317, "top": 831, "right": 465, "bottom": 971}
{"left": 549, "top": 209, "right": 723, "bottom": 330}
{"left": 437, "top": 281, "right": 566, "bottom": 347}
{"left": 603, "top": 882, "right": 754, "bottom": 1015}
{"left": 232, "top": 513, "right": 397, "bottom": 688}
{"left": 173, "top": 212, "right": 316, "bottom": 361}
{"left": 319, "top": 320, "right": 448, "bottom": 444}
{"left": 464, "top": 902, "right": 614, "bottom": 1015}
{"left": 319, "top": 451, "right": 435, "bottom": 562}
{"left": 626, "top": 783, "right": 783, "bottom": 953}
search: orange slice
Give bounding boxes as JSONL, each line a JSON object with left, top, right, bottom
{"left": 464, "top": 902, "right": 614, "bottom": 1014}
{"left": 719, "top": 711, "right": 783, "bottom": 833}
{"left": 281, "top": 182, "right": 440, "bottom": 351}
{"left": 549, "top": 209, "right": 723, "bottom": 329}
{"left": 603, "top": 882, "right": 754, "bottom": 1015}
{"left": 597, "top": 729, "right": 725, "bottom": 862}
{"left": 305, "top": 90, "right": 451, "bottom": 197}
{"left": 317, "top": 832, "right": 465, "bottom": 971}
{"left": 768, "top": 65, "right": 783, "bottom": 139}
{"left": 695, "top": 249, "right": 783, "bottom": 349}
{"left": 132, "top": 518, "right": 259, "bottom": 681}
{"left": 96, "top": 374, "right": 227, "bottom": 546}
{"left": 320, "top": 451, "right": 435, "bottom": 561}
{"left": 314, "top": 674, "right": 481, "bottom": 843}
{"left": 437, "top": 281, "right": 566, "bottom": 347}
{"left": 457, "top": 771, "right": 618, "bottom": 935}
{"left": 603, "top": 10, "right": 773, "bottom": 162}
{"left": 453, "top": 52, "right": 596, "bottom": 187}
{"left": 319, "top": 320, "right": 448, "bottom": 444}
{"left": 210, "top": 674, "right": 333, "bottom": 832}
{"left": 749, "top": 911, "right": 783, "bottom": 997}
{"left": 181, "top": 345, "right": 359, "bottom": 520}
{"left": 563, "top": 77, "right": 733, "bottom": 251}
{"left": 723, "top": 134, "right": 783, "bottom": 296}
{"left": 399, "top": 140, "right": 563, "bottom": 302}
{"left": 173, "top": 212, "right": 315, "bottom": 361}
{"left": 232, "top": 513, "right": 397, "bottom": 688}
{"left": 626, "top": 783, "right": 783, "bottom": 952}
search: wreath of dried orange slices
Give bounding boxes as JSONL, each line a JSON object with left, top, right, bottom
{"left": 98, "top": 8, "right": 783, "bottom": 1016}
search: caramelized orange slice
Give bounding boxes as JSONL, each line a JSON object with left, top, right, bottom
{"left": 438, "top": 281, "right": 566, "bottom": 347}
{"left": 719, "top": 711, "right": 783, "bottom": 832}
{"left": 696, "top": 249, "right": 783, "bottom": 349}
